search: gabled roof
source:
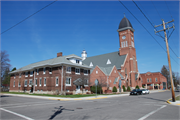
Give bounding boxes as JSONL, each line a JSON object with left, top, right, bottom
{"left": 82, "top": 51, "right": 126, "bottom": 69}
{"left": 10, "top": 54, "right": 91, "bottom": 74}
{"left": 98, "top": 66, "right": 114, "bottom": 76}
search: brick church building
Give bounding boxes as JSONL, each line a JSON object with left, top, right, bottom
{"left": 82, "top": 15, "right": 142, "bottom": 92}
{"left": 9, "top": 15, "right": 142, "bottom": 94}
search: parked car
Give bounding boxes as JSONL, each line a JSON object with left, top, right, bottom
{"left": 141, "top": 89, "right": 149, "bottom": 94}
{"left": 130, "top": 89, "right": 142, "bottom": 95}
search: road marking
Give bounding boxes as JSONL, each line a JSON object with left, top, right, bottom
{"left": 0, "top": 108, "right": 34, "bottom": 120}
{"left": 138, "top": 105, "right": 166, "bottom": 120}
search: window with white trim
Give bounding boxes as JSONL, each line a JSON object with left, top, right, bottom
{"left": 29, "top": 79, "right": 32, "bottom": 87}
{"left": 13, "top": 80, "right": 15, "bottom": 87}
{"left": 84, "top": 79, "right": 88, "bottom": 86}
{"left": 37, "top": 69, "right": 39, "bottom": 75}
{"left": 75, "top": 68, "right": 80, "bottom": 74}
{"left": 66, "top": 67, "right": 71, "bottom": 73}
{"left": 56, "top": 77, "right": 59, "bottom": 86}
{"left": 66, "top": 77, "right": 71, "bottom": 86}
{"left": 30, "top": 71, "right": 33, "bottom": 77}
{"left": 155, "top": 78, "right": 158, "bottom": 82}
{"left": 18, "top": 81, "right": 21, "bottom": 87}
{"left": 44, "top": 78, "right": 46, "bottom": 86}
{"left": 19, "top": 73, "right": 21, "bottom": 78}
{"left": 39, "top": 78, "right": 42, "bottom": 86}
{"left": 24, "top": 80, "right": 27, "bottom": 87}
{"left": 84, "top": 70, "right": 88, "bottom": 75}
{"left": 35, "top": 78, "right": 37, "bottom": 86}
{"left": 49, "top": 68, "right": 52, "bottom": 74}
{"left": 131, "top": 41, "right": 134, "bottom": 47}
{"left": 43, "top": 68, "right": 46, "bottom": 74}
{"left": 150, "top": 78, "right": 152, "bottom": 82}
{"left": 147, "top": 78, "right": 149, "bottom": 82}
{"left": 25, "top": 72, "right": 28, "bottom": 77}
{"left": 76, "top": 60, "right": 80, "bottom": 64}
{"left": 125, "top": 41, "right": 128, "bottom": 47}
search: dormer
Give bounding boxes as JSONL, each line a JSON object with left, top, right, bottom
{"left": 66, "top": 54, "right": 83, "bottom": 65}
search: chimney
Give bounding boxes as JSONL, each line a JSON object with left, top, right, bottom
{"left": 57, "top": 52, "right": 63, "bottom": 57}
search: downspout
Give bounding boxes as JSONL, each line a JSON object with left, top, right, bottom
{"left": 33, "top": 69, "right": 36, "bottom": 93}
{"left": 61, "top": 65, "right": 63, "bottom": 94}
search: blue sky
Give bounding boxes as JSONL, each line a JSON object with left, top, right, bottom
{"left": 1, "top": 0, "right": 179, "bottom": 74}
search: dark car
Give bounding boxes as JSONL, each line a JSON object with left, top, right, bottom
{"left": 130, "top": 89, "right": 142, "bottom": 95}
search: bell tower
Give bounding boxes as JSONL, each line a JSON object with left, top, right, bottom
{"left": 117, "top": 15, "right": 139, "bottom": 88}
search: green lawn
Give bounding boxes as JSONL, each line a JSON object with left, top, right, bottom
{"left": 175, "top": 95, "right": 180, "bottom": 100}
{"left": 0, "top": 92, "right": 121, "bottom": 98}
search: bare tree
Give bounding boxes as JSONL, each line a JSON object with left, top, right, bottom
{"left": 1, "top": 51, "right": 11, "bottom": 79}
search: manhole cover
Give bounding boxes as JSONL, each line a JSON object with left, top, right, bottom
{"left": 76, "top": 108, "right": 83, "bottom": 109}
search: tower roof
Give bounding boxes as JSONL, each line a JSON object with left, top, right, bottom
{"left": 117, "top": 16, "right": 135, "bottom": 32}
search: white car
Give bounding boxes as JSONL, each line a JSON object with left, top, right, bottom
{"left": 141, "top": 89, "right": 149, "bottom": 94}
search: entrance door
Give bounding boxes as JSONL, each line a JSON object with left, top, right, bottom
{"left": 76, "top": 85, "right": 80, "bottom": 94}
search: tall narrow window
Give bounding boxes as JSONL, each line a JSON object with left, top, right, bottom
{"left": 66, "top": 77, "right": 71, "bottom": 86}
{"left": 150, "top": 78, "right": 152, "bottom": 82}
{"left": 35, "top": 78, "right": 37, "bottom": 86}
{"left": 13, "top": 81, "right": 15, "bottom": 87}
{"left": 44, "top": 78, "right": 46, "bottom": 86}
{"left": 39, "top": 78, "right": 42, "bottom": 86}
{"left": 75, "top": 68, "right": 80, "bottom": 74}
{"left": 43, "top": 68, "right": 46, "bottom": 74}
{"left": 37, "top": 69, "right": 39, "bottom": 75}
{"left": 19, "top": 73, "right": 21, "bottom": 78}
{"left": 30, "top": 71, "right": 33, "bottom": 77}
{"left": 155, "top": 78, "right": 158, "bottom": 82}
{"left": 131, "top": 41, "right": 134, "bottom": 47}
{"left": 24, "top": 80, "right": 27, "bottom": 87}
{"left": 147, "top": 78, "right": 149, "bottom": 82}
{"left": 84, "top": 79, "right": 88, "bottom": 86}
{"left": 125, "top": 41, "right": 128, "bottom": 47}
{"left": 56, "top": 77, "right": 59, "bottom": 86}
{"left": 133, "top": 56, "right": 136, "bottom": 72}
{"left": 49, "top": 68, "right": 52, "bottom": 74}
{"left": 84, "top": 70, "right": 88, "bottom": 75}
{"left": 25, "top": 72, "right": 28, "bottom": 77}
{"left": 125, "top": 68, "right": 127, "bottom": 77}
{"left": 29, "top": 79, "right": 32, "bottom": 87}
{"left": 121, "top": 42, "right": 123, "bottom": 48}
{"left": 76, "top": 60, "right": 80, "bottom": 64}
{"left": 18, "top": 81, "right": 21, "bottom": 87}
{"left": 66, "top": 67, "right": 71, "bottom": 73}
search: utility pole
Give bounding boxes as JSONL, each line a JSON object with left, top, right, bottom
{"left": 155, "top": 19, "right": 175, "bottom": 102}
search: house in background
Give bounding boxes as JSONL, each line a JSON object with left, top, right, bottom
{"left": 9, "top": 52, "right": 91, "bottom": 94}
{"left": 141, "top": 72, "right": 167, "bottom": 90}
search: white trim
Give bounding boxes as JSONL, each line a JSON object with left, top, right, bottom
{"left": 122, "top": 54, "right": 128, "bottom": 67}
{"left": 75, "top": 68, "right": 80, "bottom": 75}
{"left": 13, "top": 80, "right": 15, "bottom": 87}
{"left": 89, "top": 62, "right": 93, "bottom": 67}
{"left": 55, "top": 77, "right": 59, "bottom": 86}
{"left": 44, "top": 78, "right": 46, "bottom": 86}
{"left": 37, "top": 69, "right": 39, "bottom": 75}
{"left": 39, "top": 78, "right": 42, "bottom": 86}
{"left": 66, "top": 77, "right": 71, "bottom": 86}
{"left": 29, "top": 79, "right": 32, "bottom": 87}
{"left": 43, "top": 68, "right": 46, "bottom": 74}
{"left": 25, "top": 72, "right": 28, "bottom": 77}
{"left": 24, "top": 80, "right": 27, "bottom": 87}
{"left": 106, "top": 59, "right": 111, "bottom": 64}
{"left": 66, "top": 66, "right": 71, "bottom": 74}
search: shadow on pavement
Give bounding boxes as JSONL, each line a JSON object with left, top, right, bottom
{"left": 0, "top": 95, "right": 12, "bottom": 97}
{"left": 48, "top": 106, "right": 74, "bottom": 120}
{"left": 140, "top": 96, "right": 167, "bottom": 102}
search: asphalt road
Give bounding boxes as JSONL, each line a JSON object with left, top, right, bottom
{"left": 1, "top": 91, "right": 180, "bottom": 120}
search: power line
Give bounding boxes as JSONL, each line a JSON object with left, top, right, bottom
{"left": 165, "top": 0, "right": 173, "bottom": 19}
{"left": 0, "top": 0, "right": 57, "bottom": 35}
{"left": 132, "top": 0, "right": 164, "bottom": 39}
{"left": 132, "top": 0, "right": 179, "bottom": 60}
{"left": 118, "top": 0, "right": 180, "bottom": 66}
{"left": 151, "top": 0, "right": 162, "bottom": 20}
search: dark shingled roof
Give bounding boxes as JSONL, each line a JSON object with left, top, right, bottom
{"left": 118, "top": 16, "right": 133, "bottom": 29}
{"left": 82, "top": 51, "right": 127, "bottom": 69}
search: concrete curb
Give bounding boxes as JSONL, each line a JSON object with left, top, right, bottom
{"left": 166, "top": 95, "right": 180, "bottom": 106}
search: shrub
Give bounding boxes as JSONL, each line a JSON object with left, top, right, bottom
{"left": 90, "top": 85, "right": 102, "bottom": 94}
{"left": 127, "top": 86, "right": 131, "bottom": 91}
{"left": 122, "top": 85, "right": 126, "bottom": 92}
{"left": 136, "top": 85, "right": 140, "bottom": 89}
{"left": 112, "top": 86, "right": 117, "bottom": 92}
{"left": 142, "top": 85, "right": 145, "bottom": 88}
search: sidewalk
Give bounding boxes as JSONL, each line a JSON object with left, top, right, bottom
{"left": 1, "top": 90, "right": 166, "bottom": 101}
